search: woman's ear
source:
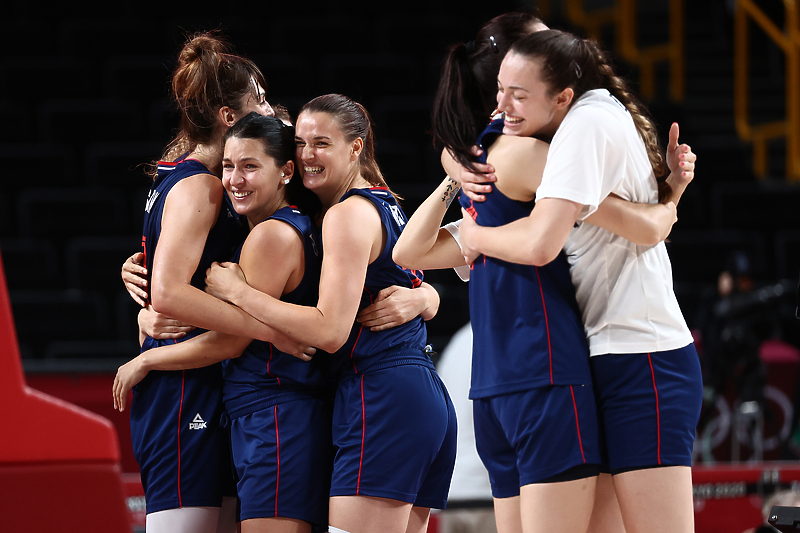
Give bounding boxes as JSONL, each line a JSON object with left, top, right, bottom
{"left": 554, "top": 88, "right": 574, "bottom": 110}
{"left": 218, "top": 106, "right": 237, "bottom": 127}
{"left": 281, "top": 161, "right": 295, "bottom": 184}
{"left": 351, "top": 137, "right": 364, "bottom": 161}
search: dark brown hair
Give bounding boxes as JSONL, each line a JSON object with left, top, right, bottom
{"left": 224, "top": 112, "right": 321, "bottom": 219}
{"left": 156, "top": 31, "right": 267, "bottom": 172}
{"left": 300, "top": 94, "right": 400, "bottom": 200}
{"left": 430, "top": 11, "right": 545, "bottom": 171}
{"left": 511, "top": 29, "right": 672, "bottom": 202}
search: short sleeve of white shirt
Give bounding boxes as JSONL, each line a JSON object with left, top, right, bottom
{"left": 443, "top": 219, "right": 470, "bottom": 282}
{"left": 535, "top": 90, "right": 629, "bottom": 220}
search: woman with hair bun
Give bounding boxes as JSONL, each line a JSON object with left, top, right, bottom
{"left": 120, "top": 32, "right": 307, "bottom": 533}
{"left": 458, "top": 29, "right": 701, "bottom": 533}
{"left": 114, "top": 113, "right": 331, "bottom": 533}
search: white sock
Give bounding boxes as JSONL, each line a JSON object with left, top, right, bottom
{"left": 328, "top": 527, "right": 352, "bottom": 533}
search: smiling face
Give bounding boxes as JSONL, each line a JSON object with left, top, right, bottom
{"left": 496, "top": 52, "right": 571, "bottom": 139}
{"left": 294, "top": 111, "right": 361, "bottom": 199}
{"left": 222, "top": 136, "right": 291, "bottom": 227}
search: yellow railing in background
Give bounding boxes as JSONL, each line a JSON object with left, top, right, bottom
{"left": 561, "top": 0, "right": 685, "bottom": 102}
{"left": 734, "top": 0, "right": 800, "bottom": 181}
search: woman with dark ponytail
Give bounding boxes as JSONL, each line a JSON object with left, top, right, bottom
{"left": 457, "top": 29, "right": 701, "bottom": 533}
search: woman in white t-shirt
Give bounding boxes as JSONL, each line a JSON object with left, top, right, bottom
{"left": 458, "top": 29, "right": 702, "bottom": 533}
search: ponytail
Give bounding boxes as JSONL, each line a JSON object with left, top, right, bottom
{"left": 431, "top": 43, "right": 491, "bottom": 171}
{"left": 586, "top": 41, "right": 671, "bottom": 202}
{"left": 430, "top": 11, "right": 546, "bottom": 173}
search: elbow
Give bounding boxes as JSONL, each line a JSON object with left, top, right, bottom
{"left": 638, "top": 230, "right": 662, "bottom": 246}
{"left": 392, "top": 246, "right": 414, "bottom": 270}
{"left": 149, "top": 283, "right": 177, "bottom": 316}
{"left": 421, "top": 301, "right": 440, "bottom": 321}
{"left": 524, "top": 243, "right": 560, "bottom": 267}
{"left": 318, "top": 334, "right": 348, "bottom": 354}
{"left": 315, "top": 325, "right": 350, "bottom": 354}
{"left": 635, "top": 223, "right": 666, "bottom": 246}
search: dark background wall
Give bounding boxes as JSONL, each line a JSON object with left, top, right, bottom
{"left": 1, "top": 0, "right": 799, "bottom": 365}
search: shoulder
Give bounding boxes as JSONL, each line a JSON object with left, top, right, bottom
{"left": 169, "top": 172, "right": 224, "bottom": 199}
{"left": 331, "top": 192, "right": 382, "bottom": 221}
{"left": 242, "top": 218, "right": 303, "bottom": 258}
{"left": 565, "top": 95, "right": 627, "bottom": 135}
{"left": 487, "top": 135, "right": 548, "bottom": 166}
{"left": 323, "top": 194, "right": 382, "bottom": 242}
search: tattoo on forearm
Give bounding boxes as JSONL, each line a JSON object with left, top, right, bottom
{"left": 441, "top": 178, "right": 461, "bottom": 207}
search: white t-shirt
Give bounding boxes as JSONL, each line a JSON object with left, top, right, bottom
{"left": 443, "top": 219, "right": 471, "bottom": 282}
{"left": 536, "top": 89, "right": 693, "bottom": 356}
{"left": 435, "top": 323, "right": 493, "bottom": 501}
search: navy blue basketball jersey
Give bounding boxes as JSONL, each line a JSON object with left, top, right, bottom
{"left": 141, "top": 155, "right": 247, "bottom": 310}
{"left": 459, "top": 121, "right": 592, "bottom": 399}
{"left": 132, "top": 154, "right": 245, "bottom": 512}
{"left": 329, "top": 187, "right": 428, "bottom": 379}
{"left": 222, "top": 205, "right": 330, "bottom": 419}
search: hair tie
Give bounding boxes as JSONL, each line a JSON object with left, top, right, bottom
{"left": 571, "top": 60, "right": 582, "bottom": 79}
{"left": 465, "top": 40, "right": 476, "bottom": 54}
{"left": 489, "top": 35, "right": 499, "bottom": 53}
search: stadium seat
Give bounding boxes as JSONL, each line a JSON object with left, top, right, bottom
{"left": 18, "top": 187, "right": 130, "bottom": 240}
{"left": 0, "top": 238, "right": 61, "bottom": 290}
{"left": 65, "top": 235, "right": 140, "bottom": 290}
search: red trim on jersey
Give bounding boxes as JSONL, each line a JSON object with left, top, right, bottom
{"left": 177, "top": 368, "right": 185, "bottom": 506}
{"left": 534, "top": 267, "right": 554, "bottom": 385}
{"left": 569, "top": 385, "right": 587, "bottom": 462}
{"left": 357, "top": 375, "right": 366, "bottom": 495}
{"left": 647, "top": 353, "right": 662, "bottom": 464}
{"left": 464, "top": 200, "right": 479, "bottom": 269}
{"left": 156, "top": 160, "right": 178, "bottom": 167}
{"left": 369, "top": 186, "right": 389, "bottom": 191}
{"left": 464, "top": 202, "right": 478, "bottom": 221}
{"left": 274, "top": 405, "right": 280, "bottom": 516}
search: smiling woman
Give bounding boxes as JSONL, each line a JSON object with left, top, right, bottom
{"left": 203, "top": 94, "right": 455, "bottom": 533}
{"left": 114, "top": 113, "right": 331, "bottom": 533}
{"left": 456, "top": 29, "right": 702, "bottom": 533}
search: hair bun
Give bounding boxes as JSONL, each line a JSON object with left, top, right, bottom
{"left": 180, "top": 32, "right": 228, "bottom": 65}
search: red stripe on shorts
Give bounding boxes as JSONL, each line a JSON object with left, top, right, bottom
{"left": 647, "top": 353, "right": 662, "bottom": 464}
{"left": 275, "top": 405, "right": 280, "bottom": 516}
{"left": 357, "top": 375, "right": 366, "bottom": 494}
{"left": 569, "top": 385, "right": 586, "bottom": 462}
{"left": 177, "top": 367, "right": 184, "bottom": 506}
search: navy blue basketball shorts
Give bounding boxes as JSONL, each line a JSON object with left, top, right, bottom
{"left": 473, "top": 384, "right": 602, "bottom": 499}
{"left": 330, "top": 362, "right": 457, "bottom": 509}
{"left": 590, "top": 344, "right": 703, "bottom": 473}
{"left": 230, "top": 397, "right": 333, "bottom": 526}
{"left": 130, "top": 367, "right": 232, "bottom": 514}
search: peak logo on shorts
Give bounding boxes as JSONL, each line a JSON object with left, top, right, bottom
{"left": 189, "top": 413, "right": 208, "bottom": 430}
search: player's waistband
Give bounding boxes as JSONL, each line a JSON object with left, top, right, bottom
{"left": 223, "top": 388, "right": 329, "bottom": 421}
{"left": 337, "top": 348, "right": 435, "bottom": 383}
